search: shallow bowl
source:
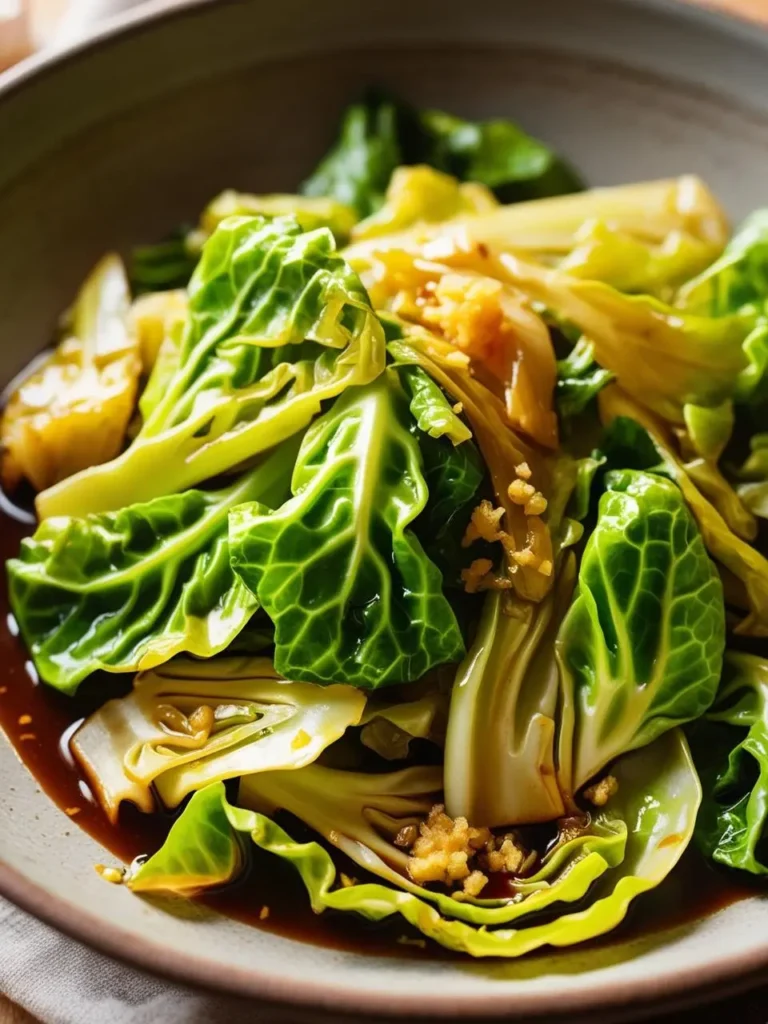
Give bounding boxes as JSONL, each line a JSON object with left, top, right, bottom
{"left": 2, "top": 0, "right": 768, "bottom": 1018}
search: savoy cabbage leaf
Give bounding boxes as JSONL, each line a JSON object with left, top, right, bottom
{"left": 229, "top": 372, "right": 465, "bottom": 689}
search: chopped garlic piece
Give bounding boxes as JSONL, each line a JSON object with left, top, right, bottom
{"left": 584, "top": 776, "right": 619, "bottom": 807}
{"left": 461, "top": 558, "right": 494, "bottom": 594}
{"left": 524, "top": 493, "right": 548, "bottom": 517}
{"left": 483, "top": 836, "right": 528, "bottom": 875}
{"left": 95, "top": 864, "right": 125, "bottom": 885}
{"left": 463, "top": 870, "right": 489, "bottom": 897}
{"left": 407, "top": 805, "right": 491, "bottom": 887}
{"left": 508, "top": 478, "right": 536, "bottom": 505}
{"left": 463, "top": 500, "right": 505, "bottom": 547}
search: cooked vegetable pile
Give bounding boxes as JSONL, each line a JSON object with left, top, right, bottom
{"left": 4, "top": 90, "right": 768, "bottom": 957}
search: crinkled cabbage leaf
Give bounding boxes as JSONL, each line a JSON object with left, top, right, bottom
{"left": 397, "top": 364, "right": 471, "bottom": 445}
{"left": 37, "top": 215, "right": 385, "bottom": 519}
{"left": 71, "top": 656, "right": 365, "bottom": 819}
{"left": 126, "top": 730, "right": 699, "bottom": 957}
{"left": 677, "top": 208, "right": 768, "bottom": 406}
{"left": 678, "top": 209, "right": 768, "bottom": 317}
{"left": 8, "top": 443, "right": 296, "bottom": 692}
{"left": 557, "top": 469, "right": 724, "bottom": 796}
{"left": 229, "top": 373, "right": 465, "bottom": 689}
{"left": 691, "top": 652, "right": 768, "bottom": 876}
{"left": 396, "top": 364, "right": 485, "bottom": 585}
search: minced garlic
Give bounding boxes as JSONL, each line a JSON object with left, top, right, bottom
{"left": 461, "top": 558, "right": 495, "bottom": 594}
{"left": 462, "top": 500, "right": 505, "bottom": 547}
{"left": 524, "top": 493, "right": 548, "bottom": 517}
{"left": 508, "top": 479, "right": 536, "bottom": 505}
{"left": 584, "top": 775, "right": 619, "bottom": 807}
{"left": 401, "top": 806, "right": 537, "bottom": 897}
{"left": 401, "top": 805, "right": 491, "bottom": 892}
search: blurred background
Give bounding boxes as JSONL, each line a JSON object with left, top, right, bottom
{"left": 1, "top": 0, "right": 767, "bottom": 72}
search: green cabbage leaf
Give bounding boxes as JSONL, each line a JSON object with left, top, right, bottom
{"left": 500, "top": 253, "right": 751, "bottom": 430}
{"left": 556, "top": 338, "right": 614, "bottom": 421}
{"left": 344, "top": 177, "right": 728, "bottom": 272}
{"left": 198, "top": 191, "right": 357, "bottom": 244}
{"left": 557, "top": 469, "right": 725, "bottom": 796}
{"left": 7, "top": 442, "right": 296, "bottom": 693}
{"left": 677, "top": 209, "right": 768, "bottom": 406}
{"left": 443, "top": 455, "right": 583, "bottom": 828}
{"left": 691, "top": 652, "right": 768, "bottom": 876}
{"left": 229, "top": 373, "right": 465, "bottom": 689}
{"left": 37, "top": 215, "right": 385, "bottom": 519}
{"left": 302, "top": 91, "right": 582, "bottom": 219}
{"left": 444, "top": 558, "right": 576, "bottom": 828}
{"left": 125, "top": 731, "right": 699, "bottom": 957}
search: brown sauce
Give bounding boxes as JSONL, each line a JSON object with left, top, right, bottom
{"left": 0, "top": 508, "right": 761, "bottom": 960}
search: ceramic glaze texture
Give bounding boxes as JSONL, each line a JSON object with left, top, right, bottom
{"left": 1, "top": 0, "right": 768, "bottom": 1018}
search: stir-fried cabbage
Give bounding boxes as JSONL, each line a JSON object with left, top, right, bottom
{"left": 690, "top": 653, "right": 768, "bottom": 876}
{"left": 229, "top": 373, "right": 466, "bottom": 688}
{"left": 36, "top": 215, "right": 385, "bottom": 519}
{"left": 599, "top": 387, "right": 768, "bottom": 636}
{"left": 125, "top": 730, "right": 699, "bottom": 957}
{"left": 8, "top": 440, "right": 298, "bottom": 692}
{"left": 72, "top": 656, "right": 366, "bottom": 818}
{"left": 1, "top": 255, "right": 140, "bottom": 493}
{"left": 7, "top": 96, "right": 768, "bottom": 960}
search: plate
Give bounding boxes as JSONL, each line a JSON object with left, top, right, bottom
{"left": 1, "top": 0, "right": 768, "bottom": 1017}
